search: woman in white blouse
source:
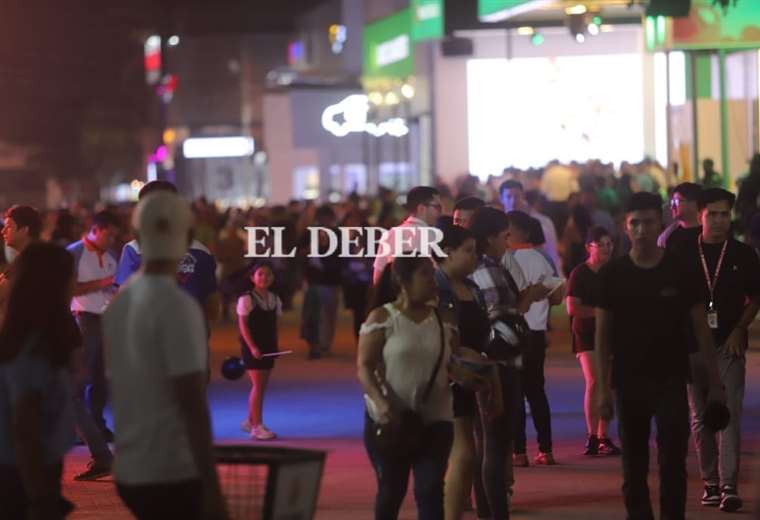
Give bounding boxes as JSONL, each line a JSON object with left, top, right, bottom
{"left": 358, "top": 255, "right": 458, "bottom": 520}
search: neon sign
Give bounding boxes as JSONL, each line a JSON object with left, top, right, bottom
{"left": 321, "top": 95, "right": 409, "bottom": 138}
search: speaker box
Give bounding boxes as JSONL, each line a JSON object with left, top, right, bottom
{"left": 441, "top": 37, "right": 473, "bottom": 57}
{"left": 646, "top": 0, "right": 691, "bottom": 17}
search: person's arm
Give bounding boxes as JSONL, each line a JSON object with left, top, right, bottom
{"left": 172, "top": 372, "right": 227, "bottom": 518}
{"left": 515, "top": 284, "right": 550, "bottom": 314}
{"left": 724, "top": 299, "right": 760, "bottom": 357}
{"left": 73, "top": 276, "right": 115, "bottom": 296}
{"left": 548, "top": 283, "right": 566, "bottom": 306}
{"left": 595, "top": 308, "right": 615, "bottom": 420}
{"left": 566, "top": 296, "right": 595, "bottom": 319}
{"left": 357, "top": 308, "right": 391, "bottom": 423}
{"left": 691, "top": 303, "right": 726, "bottom": 403}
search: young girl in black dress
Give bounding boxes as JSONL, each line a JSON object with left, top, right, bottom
{"left": 238, "top": 262, "right": 281, "bottom": 440}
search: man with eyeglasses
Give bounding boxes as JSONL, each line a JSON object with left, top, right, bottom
{"left": 658, "top": 182, "right": 702, "bottom": 252}
{"left": 372, "top": 186, "right": 442, "bottom": 285}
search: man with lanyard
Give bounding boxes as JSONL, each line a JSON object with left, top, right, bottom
{"left": 658, "top": 182, "right": 702, "bottom": 252}
{"left": 596, "top": 192, "right": 725, "bottom": 520}
{"left": 115, "top": 181, "right": 220, "bottom": 329}
{"left": 680, "top": 188, "right": 760, "bottom": 512}
{"left": 67, "top": 211, "right": 121, "bottom": 480}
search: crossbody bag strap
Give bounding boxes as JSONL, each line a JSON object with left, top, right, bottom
{"left": 420, "top": 308, "right": 446, "bottom": 404}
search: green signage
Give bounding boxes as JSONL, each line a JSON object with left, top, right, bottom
{"left": 671, "top": 0, "right": 760, "bottom": 50}
{"left": 478, "top": 0, "right": 547, "bottom": 22}
{"left": 363, "top": 9, "right": 414, "bottom": 80}
{"left": 411, "top": 0, "right": 444, "bottom": 41}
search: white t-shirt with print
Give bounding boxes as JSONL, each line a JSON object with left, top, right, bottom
{"left": 103, "top": 273, "right": 207, "bottom": 485}
{"left": 512, "top": 248, "right": 555, "bottom": 331}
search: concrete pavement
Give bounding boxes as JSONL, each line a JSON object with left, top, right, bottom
{"left": 64, "top": 306, "right": 760, "bottom": 519}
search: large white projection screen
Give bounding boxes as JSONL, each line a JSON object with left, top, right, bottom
{"left": 467, "top": 55, "right": 645, "bottom": 178}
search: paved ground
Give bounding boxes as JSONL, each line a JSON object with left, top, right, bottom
{"left": 64, "top": 304, "right": 760, "bottom": 519}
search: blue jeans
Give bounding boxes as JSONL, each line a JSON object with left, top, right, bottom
{"left": 364, "top": 414, "right": 453, "bottom": 520}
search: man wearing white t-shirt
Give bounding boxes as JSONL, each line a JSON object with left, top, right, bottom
{"left": 507, "top": 211, "right": 565, "bottom": 467}
{"left": 372, "top": 186, "right": 442, "bottom": 285}
{"left": 103, "top": 192, "right": 227, "bottom": 520}
{"left": 67, "top": 210, "right": 120, "bottom": 480}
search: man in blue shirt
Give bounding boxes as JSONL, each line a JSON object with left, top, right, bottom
{"left": 114, "top": 181, "right": 220, "bottom": 325}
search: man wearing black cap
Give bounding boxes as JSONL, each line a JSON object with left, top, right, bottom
{"left": 679, "top": 188, "right": 760, "bottom": 512}
{"left": 596, "top": 192, "right": 725, "bottom": 520}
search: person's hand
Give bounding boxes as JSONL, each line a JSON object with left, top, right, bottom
{"left": 724, "top": 328, "right": 747, "bottom": 358}
{"left": 201, "top": 485, "right": 230, "bottom": 520}
{"left": 100, "top": 276, "right": 115, "bottom": 289}
{"left": 526, "top": 283, "right": 551, "bottom": 303}
{"left": 249, "top": 346, "right": 262, "bottom": 360}
{"left": 374, "top": 398, "right": 393, "bottom": 425}
{"left": 597, "top": 388, "right": 615, "bottom": 422}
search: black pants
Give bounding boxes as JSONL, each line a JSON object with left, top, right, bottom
{"left": 515, "top": 331, "right": 553, "bottom": 454}
{"left": 617, "top": 378, "right": 690, "bottom": 520}
{"left": 364, "top": 415, "right": 453, "bottom": 520}
{"left": 75, "top": 312, "right": 108, "bottom": 431}
{"left": 117, "top": 479, "right": 203, "bottom": 520}
{"left": 473, "top": 365, "right": 521, "bottom": 520}
{"left": 0, "top": 462, "right": 72, "bottom": 520}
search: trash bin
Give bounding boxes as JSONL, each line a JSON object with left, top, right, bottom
{"left": 215, "top": 445, "right": 327, "bottom": 520}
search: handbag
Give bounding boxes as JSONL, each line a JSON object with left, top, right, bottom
{"left": 483, "top": 266, "right": 530, "bottom": 360}
{"left": 484, "top": 312, "right": 530, "bottom": 360}
{"left": 372, "top": 309, "right": 446, "bottom": 459}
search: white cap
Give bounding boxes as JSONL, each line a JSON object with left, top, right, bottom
{"left": 132, "top": 191, "right": 193, "bottom": 261}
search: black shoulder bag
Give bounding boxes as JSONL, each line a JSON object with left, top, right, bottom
{"left": 372, "top": 309, "right": 446, "bottom": 459}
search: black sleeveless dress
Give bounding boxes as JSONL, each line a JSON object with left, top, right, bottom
{"left": 240, "top": 292, "right": 279, "bottom": 370}
{"left": 452, "top": 299, "right": 491, "bottom": 417}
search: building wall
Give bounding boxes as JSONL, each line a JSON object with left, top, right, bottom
{"left": 263, "top": 93, "right": 296, "bottom": 203}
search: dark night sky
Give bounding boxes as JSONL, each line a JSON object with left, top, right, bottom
{"left": 0, "top": 0, "right": 325, "bottom": 178}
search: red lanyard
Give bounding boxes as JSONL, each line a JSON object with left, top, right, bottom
{"left": 698, "top": 234, "right": 728, "bottom": 309}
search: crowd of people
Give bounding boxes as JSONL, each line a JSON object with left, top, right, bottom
{"left": 0, "top": 152, "right": 759, "bottom": 518}
{"left": 359, "top": 180, "right": 758, "bottom": 520}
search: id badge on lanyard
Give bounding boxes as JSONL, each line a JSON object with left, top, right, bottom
{"left": 699, "top": 235, "right": 727, "bottom": 330}
{"left": 707, "top": 304, "right": 719, "bottom": 330}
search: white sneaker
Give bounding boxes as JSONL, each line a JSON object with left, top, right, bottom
{"left": 250, "top": 424, "right": 277, "bottom": 441}
{"left": 240, "top": 420, "right": 252, "bottom": 434}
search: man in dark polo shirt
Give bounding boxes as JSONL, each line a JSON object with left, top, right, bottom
{"left": 679, "top": 188, "right": 760, "bottom": 512}
{"left": 595, "top": 192, "right": 725, "bottom": 520}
